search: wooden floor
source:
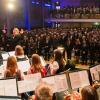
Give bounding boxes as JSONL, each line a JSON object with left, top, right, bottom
{"left": 76, "top": 64, "right": 89, "bottom": 70}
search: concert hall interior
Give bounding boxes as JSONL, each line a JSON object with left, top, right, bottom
{"left": 0, "top": 0, "right": 100, "bottom": 100}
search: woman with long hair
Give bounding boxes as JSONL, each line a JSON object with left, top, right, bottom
{"left": 4, "top": 56, "right": 24, "bottom": 80}
{"left": 27, "top": 54, "right": 46, "bottom": 77}
{"left": 49, "top": 49, "right": 66, "bottom": 75}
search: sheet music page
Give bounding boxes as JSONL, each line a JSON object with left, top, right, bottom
{"left": 18, "top": 80, "right": 40, "bottom": 93}
{"left": 18, "top": 73, "right": 42, "bottom": 93}
{"left": 24, "top": 73, "right": 41, "bottom": 80}
{"left": 0, "top": 98, "right": 21, "bottom": 100}
{"left": 2, "top": 53, "right": 9, "bottom": 60}
{"left": 0, "top": 79, "right": 17, "bottom": 96}
{"left": 18, "top": 81, "right": 27, "bottom": 93}
{"left": 40, "top": 56, "right": 46, "bottom": 67}
{"left": 0, "top": 80, "right": 5, "bottom": 96}
{"left": 79, "top": 71, "right": 90, "bottom": 87}
{"left": 90, "top": 67, "right": 99, "bottom": 81}
{"left": 4, "top": 79, "right": 18, "bottom": 96}
{"left": 42, "top": 76, "right": 56, "bottom": 93}
{"left": 17, "top": 60, "right": 30, "bottom": 72}
{"left": 0, "top": 65, "right": 4, "bottom": 74}
{"left": 96, "top": 65, "right": 100, "bottom": 71}
{"left": 69, "top": 72, "right": 81, "bottom": 89}
{"left": 8, "top": 51, "right": 15, "bottom": 56}
{"left": 54, "top": 74, "right": 68, "bottom": 92}
{"left": 3, "top": 61, "right": 7, "bottom": 70}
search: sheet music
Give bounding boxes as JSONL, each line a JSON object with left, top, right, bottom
{"left": 18, "top": 73, "right": 42, "bottom": 93}
{"left": 0, "top": 79, "right": 17, "bottom": 96}
{"left": 24, "top": 73, "right": 41, "bottom": 80}
{"left": 0, "top": 99, "right": 21, "bottom": 100}
{"left": 54, "top": 74, "right": 68, "bottom": 92}
{"left": 42, "top": 76, "right": 56, "bottom": 93}
{"left": 96, "top": 65, "right": 100, "bottom": 71}
{"left": 17, "top": 60, "right": 30, "bottom": 72}
{"left": 0, "top": 81, "right": 5, "bottom": 95}
{"left": 69, "top": 72, "right": 81, "bottom": 89}
{"left": 42, "top": 74, "right": 68, "bottom": 93}
{"left": 90, "top": 67, "right": 99, "bottom": 81}
{"left": 69, "top": 71, "right": 90, "bottom": 89}
{"left": 79, "top": 71, "right": 90, "bottom": 87}
{"left": 8, "top": 51, "right": 15, "bottom": 56}
{"left": 3, "top": 61, "right": 7, "bottom": 70}
{"left": 1, "top": 53, "right": 9, "bottom": 60}
{"left": 0, "top": 65, "right": 4, "bottom": 74}
{"left": 18, "top": 81, "right": 27, "bottom": 93}
{"left": 4, "top": 79, "right": 18, "bottom": 96}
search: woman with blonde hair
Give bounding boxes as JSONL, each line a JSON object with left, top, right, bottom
{"left": 4, "top": 56, "right": 24, "bottom": 80}
{"left": 27, "top": 54, "right": 46, "bottom": 77}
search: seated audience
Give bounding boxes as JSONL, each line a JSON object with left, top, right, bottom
{"left": 27, "top": 54, "right": 46, "bottom": 77}
{"left": 4, "top": 56, "right": 24, "bottom": 80}
{"left": 29, "top": 82, "right": 53, "bottom": 100}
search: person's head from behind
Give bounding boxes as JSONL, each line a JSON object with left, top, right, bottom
{"left": 35, "top": 82, "right": 53, "bottom": 100}
{"left": 15, "top": 45, "right": 24, "bottom": 56}
{"left": 32, "top": 54, "right": 41, "bottom": 65}
{"left": 7, "top": 56, "right": 18, "bottom": 72}
{"left": 81, "top": 86, "right": 98, "bottom": 100}
{"left": 54, "top": 49, "right": 63, "bottom": 61}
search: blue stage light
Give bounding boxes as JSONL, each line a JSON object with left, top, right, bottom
{"left": 44, "top": 4, "right": 51, "bottom": 7}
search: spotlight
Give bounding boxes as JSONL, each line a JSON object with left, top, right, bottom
{"left": 7, "top": 3, "right": 15, "bottom": 11}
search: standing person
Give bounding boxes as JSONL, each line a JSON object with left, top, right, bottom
{"left": 81, "top": 40, "right": 88, "bottom": 65}
{"left": 12, "top": 27, "right": 21, "bottom": 49}
{"left": 65, "top": 39, "right": 73, "bottom": 59}
{"left": 4, "top": 56, "right": 24, "bottom": 81}
{"left": 6, "top": 27, "right": 21, "bottom": 51}
{"left": 89, "top": 41, "right": 96, "bottom": 65}
{"left": 27, "top": 54, "right": 46, "bottom": 77}
{"left": 74, "top": 39, "right": 81, "bottom": 64}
